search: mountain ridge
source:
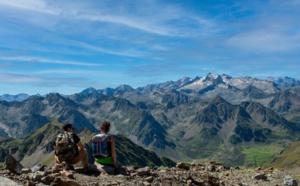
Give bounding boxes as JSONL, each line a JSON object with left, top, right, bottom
{"left": 1, "top": 74, "right": 299, "bottom": 102}
{"left": 1, "top": 73, "right": 300, "bottom": 167}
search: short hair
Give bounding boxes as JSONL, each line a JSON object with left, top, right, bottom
{"left": 62, "top": 123, "right": 73, "bottom": 131}
{"left": 100, "top": 120, "right": 111, "bottom": 133}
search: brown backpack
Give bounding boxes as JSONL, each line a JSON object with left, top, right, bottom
{"left": 55, "top": 133, "right": 77, "bottom": 162}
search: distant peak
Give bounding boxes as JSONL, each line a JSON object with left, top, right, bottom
{"left": 206, "top": 73, "right": 219, "bottom": 79}
{"left": 116, "top": 84, "right": 134, "bottom": 91}
{"left": 80, "top": 87, "right": 98, "bottom": 95}
{"left": 221, "top": 74, "right": 232, "bottom": 79}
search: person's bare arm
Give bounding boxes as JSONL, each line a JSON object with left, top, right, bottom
{"left": 106, "top": 136, "right": 117, "bottom": 167}
{"left": 77, "top": 141, "right": 85, "bottom": 151}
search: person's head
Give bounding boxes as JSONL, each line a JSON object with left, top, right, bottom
{"left": 100, "top": 120, "right": 110, "bottom": 134}
{"left": 62, "top": 123, "right": 73, "bottom": 132}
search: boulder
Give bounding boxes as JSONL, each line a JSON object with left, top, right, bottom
{"left": 176, "top": 162, "right": 190, "bottom": 170}
{"left": 94, "top": 162, "right": 115, "bottom": 174}
{"left": 284, "top": 175, "right": 298, "bottom": 186}
{"left": 5, "top": 154, "right": 23, "bottom": 174}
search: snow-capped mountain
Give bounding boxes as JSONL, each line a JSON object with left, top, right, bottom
{"left": 179, "top": 73, "right": 279, "bottom": 94}
{"left": 1, "top": 73, "right": 299, "bottom": 102}
{"left": 179, "top": 73, "right": 228, "bottom": 91}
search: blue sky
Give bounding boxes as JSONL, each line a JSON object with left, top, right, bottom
{"left": 1, "top": 0, "right": 300, "bottom": 95}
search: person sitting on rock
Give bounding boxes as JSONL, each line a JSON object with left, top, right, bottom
{"left": 92, "top": 120, "right": 118, "bottom": 168}
{"left": 54, "top": 123, "right": 89, "bottom": 170}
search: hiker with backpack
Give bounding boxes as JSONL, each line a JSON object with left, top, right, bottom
{"left": 54, "top": 123, "right": 89, "bottom": 170}
{"left": 92, "top": 120, "right": 118, "bottom": 168}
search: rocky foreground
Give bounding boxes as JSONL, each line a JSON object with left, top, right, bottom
{"left": 0, "top": 155, "right": 299, "bottom": 186}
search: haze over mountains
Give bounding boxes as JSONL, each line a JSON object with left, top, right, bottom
{"left": 1, "top": 73, "right": 300, "bottom": 167}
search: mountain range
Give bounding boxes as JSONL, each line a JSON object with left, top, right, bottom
{"left": 1, "top": 73, "right": 300, "bottom": 167}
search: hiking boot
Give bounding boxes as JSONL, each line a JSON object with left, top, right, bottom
{"left": 83, "top": 164, "right": 99, "bottom": 172}
{"left": 114, "top": 166, "right": 126, "bottom": 175}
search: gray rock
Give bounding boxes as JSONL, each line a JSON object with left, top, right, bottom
{"left": 94, "top": 162, "right": 115, "bottom": 174}
{"left": 136, "top": 166, "right": 150, "bottom": 176}
{"left": 176, "top": 162, "right": 190, "bottom": 170}
{"left": 41, "top": 175, "right": 55, "bottom": 185}
{"left": 5, "top": 155, "right": 24, "bottom": 174}
{"left": 253, "top": 173, "right": 267, "bottom": 180}
{"left": 21, "top": 168, "right": 32, "bottom": 174}
{"left": 0, "top": 176, "right": 22, "bottom": 185}
{"left": 31, "top": 164, "right": 45, "bottom": 173}
{"left": 32, "top": 171, "right": 46, "bottom": 182}
{"left": 284, "top": 175, "right": 298, "bottom": 186}
{"left": 207, "top": 164, "right": 216, "bottom": 172}
{"left": 143, "top": 176, "right": 153, "bottom": 182}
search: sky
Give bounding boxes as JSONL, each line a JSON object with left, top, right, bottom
{"left": 0, "top": 0, "right": 300, "bottom": 95}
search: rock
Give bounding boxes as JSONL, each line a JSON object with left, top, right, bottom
{"left": 284, "top": 175, "right": 298, "bottom": 186}
{"left": 41, "top": 175, "right": 55, "bottom": 185}
{"left": 126, "top": 166, "right": 135, "bottom": 172}
{"left": 94, "top": 162, "right": 115, "bottom": 175}
{"left": 130, "top": 172, "right": 138, "bottom": 177}
{"left": 0, "top": 176, "right": 22, "bottom": 185}
{"left": 158, "top": 169, "right": 167, "bottom": 173}
{"left": 5, "top": 154, "right": 24, "bottom": 174}
{"left": 0, "top": 161, "right": 299, "bottom": 186}
{"left": 207, "top": 164, "right": 216, "bottom": 172}
{"left": 187, "top": 179, "right": 193, "bottom": 186}
{"left": 143, "top": 181, "right": 151, "bottom": 186}
{"left": 144, "top": 176, "right": 153, "bottom": 182}
{"left": 190, "top": 176, "right": 204, "bottom": 185}
{"left": 255, "top": 167, "right": 262, "bottom": 171}
{"left": 55, "top": 179, "right": 80, "bottom": 186}
{"left": 30, "top": 171, "right": 44, "bottom": 182}
{"left": 21, "top": 168, "right": 32, "bottom": 174}
{"left": 31, "top": 164, "right": 45, "bottom": 173}
{"left": 60, "top": 170, "right": 74, "bottom": 179}
{"left": 222, "top": 166, "right": 230, "bottom": 170}
{"left": 136, "top": 167, "right": 150, "bottom": 176}
{"left": 176, "top": 162, "right": 190, "bottom": 170}
{"left": 52, "top": 165, "right": 62, "bottom": 173}
{"left": 253, "top": 173, "right": 267, "bottom": 180}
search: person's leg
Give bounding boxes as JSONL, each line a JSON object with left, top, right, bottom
{"left": 54, "top": 155, "right": 61, "bottom": 166}
{"left": 67, "top": 149, "right": 88, "bottom": 168}
{"left": 81, "top": 149, "right": 88, "bottom": 168}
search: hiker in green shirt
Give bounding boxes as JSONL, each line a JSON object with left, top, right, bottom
{"left": 92, "top": 120, "right": 118, "bottom": 168}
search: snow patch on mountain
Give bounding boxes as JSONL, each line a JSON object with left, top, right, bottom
{"left": 180, "top": 73, "right": 279, "bottom": 94}
{"left": 179, "top": 73, "right": 221, "bottom": 91}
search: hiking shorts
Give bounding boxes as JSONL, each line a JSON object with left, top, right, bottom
{"left": 95, "top": 156, "right": 113, "bottom": 165}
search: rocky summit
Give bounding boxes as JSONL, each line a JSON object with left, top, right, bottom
{"left": 0, "top": 155, "right": 299, "bottom": 186}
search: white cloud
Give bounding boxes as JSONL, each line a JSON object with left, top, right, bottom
{"left": 0, "top": 0, "right": 215, "bottom": 37}
{"left": 0, "top": 72, "right": 42, "bottom": 83}
{"left": 34, "top": 69, "right": 123, "bottom": 77}
{"left": 0, "top": 0, "right": 59, "bottom": 15}
{"left": 0, "top": 56, "right": 103, "bottom": 66}
{"left": 226, "top": 31, "right": 300, "bottom": 53}
{"left": 74, "top": 41, "right": 146, "bottom": 58}
{"left": 0, "top": 71, "right": 92, "bottom": 85}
